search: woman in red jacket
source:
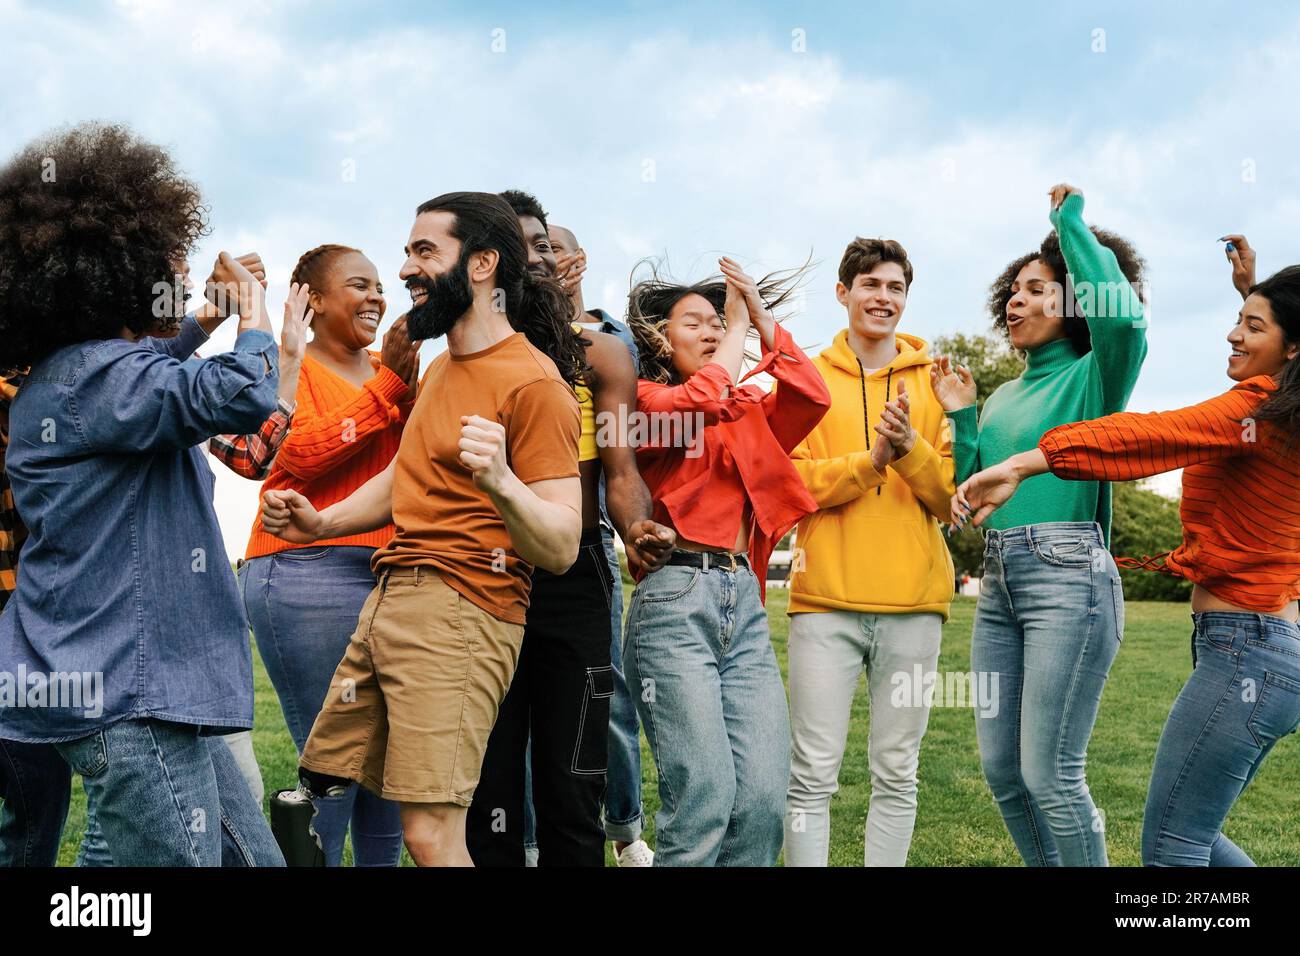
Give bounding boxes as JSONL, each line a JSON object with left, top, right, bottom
{"left": 623, "top": 257, "right": 830, "bottom": 866}
{"left": 955, "top": 259, "right": 1300, "bottom": 866}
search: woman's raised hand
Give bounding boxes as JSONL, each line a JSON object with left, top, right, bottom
{"left": 929, "top": 355, "right": 976, "bottom": 411}
{"left": 1049, "top": 182, "right": 1082, "bottom": 211}
{"left": 280, "top": 282, "right": 312, "bottom": 366}
{"left": 1220, "top": 234, "right": 1257, "bottom": 301}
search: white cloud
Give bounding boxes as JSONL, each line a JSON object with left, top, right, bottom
{"left": 5, "top": 5, "right": 1299, "bottom": 556}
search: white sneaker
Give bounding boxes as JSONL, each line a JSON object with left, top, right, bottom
{"left": 615, "top": 839, "right": 654, "bottom": 867}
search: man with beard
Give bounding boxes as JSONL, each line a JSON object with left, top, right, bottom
{"left": 463, "top": 191, "right": 672, "bottom": 866}
{"left": 261, "top": 192, "right": 587, "bottom": 867}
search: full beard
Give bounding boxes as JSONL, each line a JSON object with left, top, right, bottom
{"left": 406, "top": 257, "right": 475, "bottom": 341}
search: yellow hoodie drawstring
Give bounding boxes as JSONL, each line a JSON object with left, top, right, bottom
{"left": 879, "top": 367, "right": 894, "bottom": 496}
{"left": 857, "top": 360, "right": 895, "bottom": 496}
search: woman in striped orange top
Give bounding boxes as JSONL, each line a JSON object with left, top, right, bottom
{"left": 238, "top": 245, "right": 421, "bottom": 867}
{"left": 954, "top": 260, "right": 1300, "bottom": 866}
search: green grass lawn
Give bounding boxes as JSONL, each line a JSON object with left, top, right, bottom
{"left": 55, "top": 593, "right": 1300, "bottom": 866}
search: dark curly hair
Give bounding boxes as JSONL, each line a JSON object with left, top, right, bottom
{"left": 0, "top": 122, "right": 208, "bottom": 374}
{"left": 988, "top": 227, "right": 1146, "bottom": 356}
{"left": 626, "top": 258, "right": 810, "bottom": 384}
{"left": 499, "top": 188, "right": 548, "bottom": 230}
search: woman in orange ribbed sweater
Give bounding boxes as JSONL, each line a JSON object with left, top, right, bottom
{"left": 238, "top": 244, "right": 421, "bottom": 867}
{"left": 955, "top": 260, "right": 1300, "bottom": 867}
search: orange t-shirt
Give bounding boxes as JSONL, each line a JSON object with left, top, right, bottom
{"left": 371, "top": 333, "right": 579, "bottom": 624}
{"left": 245, "top": 351, "right": 413, "bottom": 559}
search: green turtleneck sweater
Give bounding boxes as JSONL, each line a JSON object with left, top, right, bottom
{"left": 949, "top": 192, "right": 1147, "bottom": 545}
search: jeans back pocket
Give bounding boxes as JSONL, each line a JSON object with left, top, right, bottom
{"left": 1246, "top": 672, "right": 1300, "bottom": 749}
{"left": 58, "top": 729, "right": 108, "bottom": 778}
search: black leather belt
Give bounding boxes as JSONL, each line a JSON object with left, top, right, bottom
{"left": 665, "top": 549, "right": 750, "bottom": 572}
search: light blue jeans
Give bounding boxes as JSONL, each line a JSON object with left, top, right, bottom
{"left": 78, "top": 732, "right": 260, "bottom": 866}
{"left": 239, "top": 545, "right": 403, "bottom": 867}
{"left": 971, "top": 522, "right": 1122, "bottom": 867}
{"left": 1142, "top": 612, "right": 1300, "bottom": 866}
{"left": 57, "top": 718, "right": 284, "bottom": 867}
{"left": 624, "top": 560, "right": 789, "bottom": 866}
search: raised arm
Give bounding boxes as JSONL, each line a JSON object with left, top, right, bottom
{"left": 273, "top": 368, "right": 407, "bottom": 479}
{"left": 209, "top": 283, "right": 310, "bottom": 480}
{"left": 720, "top": 256, "right": 831, "bottom": 452}
{"left": 1221, "top": 235, "right": 1257, "bottom": 301}
{"left": 586, "top": 332, "right": 676, "bottom": 570}
{"left": 930, "top": 355, "right": 980, "bottom": 484}
{"left": 1049, "top": 186, "right": 1147, "bottom": 411}
{"left": 274, "top": 315, "right": 417, "bottom": 480}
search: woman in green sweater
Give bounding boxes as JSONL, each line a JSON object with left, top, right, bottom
{"left": 937, "top": 184, "right": 1147, "bottom": 866}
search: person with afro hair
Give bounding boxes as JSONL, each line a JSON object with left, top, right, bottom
{"left": 0, "top": 122, "right": 284, "bottom": 866}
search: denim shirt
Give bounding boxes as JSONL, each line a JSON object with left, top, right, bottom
{"left": 586, "top": 309, "right": 639, "bottom": 369}
{"left": 0, "top": 316, "right": 279, "bottom": 742}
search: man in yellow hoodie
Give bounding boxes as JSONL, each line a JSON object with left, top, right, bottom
{"left": 783, "top": 238, "right": 957, "bottom": 867}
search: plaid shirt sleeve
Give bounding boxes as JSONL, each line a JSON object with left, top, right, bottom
{"left": 208, "top": 397, "right": 296, "bottom": 480}
{"left": 1, "top": 371, "right": 28, "bottom": 605}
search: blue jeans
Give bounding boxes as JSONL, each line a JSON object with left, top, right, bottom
{"left": 601, "top": 526, "right": 644, "bottom": 844}
{"left": 0, "top": 738, "right": 71, "bottom": 866}
{"left": 56, "top": 718, "right": 284, "bottom": 866}
{"left": 1142, "top": 612, "right": 1300, "bottom": 866}
{"left": 624, "top": 560, "right": 789, "bottom": 866}
{"left": 239, "top": 546, "right": 403, "bottom": 867}
{"left": 971, "top": 522, "right": 1122, "bottom": 867}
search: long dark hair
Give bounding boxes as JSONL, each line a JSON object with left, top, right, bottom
{"left": 626, "top": 258, "right": 810, "bottom": 384}
{"left": 414, "top": 191, "right": 586, "bottom": 385}
{"left": 988, "top": 228, "right": 1146, "bottom": 356}
{"left": 1249, "top": 265, "right": 1300, "bottom": 437}
{"left": 0, "top": 122, "right": 207, "bottom": 374}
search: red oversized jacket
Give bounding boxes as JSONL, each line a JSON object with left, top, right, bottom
{"left": 634, "top": 323, "right": 830, "bottom": 599}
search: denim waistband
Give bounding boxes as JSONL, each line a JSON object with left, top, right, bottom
{"left": 982, "top": 521, "right": 1104, "bottom": 552}
{"left": 1192, "top": 610, "right": 1300, "bottom": 640}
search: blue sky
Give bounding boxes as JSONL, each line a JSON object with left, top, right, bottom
{"left": 4, "top": 0, "right": 1297, "bottom": 555}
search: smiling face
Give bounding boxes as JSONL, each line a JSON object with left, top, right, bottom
{"left": 837, "top": 261, "right": 907, "bottom": 342}
{"left": 1005, "top": 258, "right": 1067, "bottom": 351}
{"left": 1227, "top": 292, "right": 1299, "bottom": 381}
{"left": 518, "top": 214, "right": 556, "bottom": 279}
{"left": 400, "top": 210, "right": 479, "bottom": 341}
{"left": 665, "top": 292, "right": 723, "bottom": 380}
{"left": 307, "top": 251, "right": 385, "bottom": 349}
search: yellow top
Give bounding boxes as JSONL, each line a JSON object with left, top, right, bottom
{"left": 573, "top": 323, "right": 598, "bottom": 462}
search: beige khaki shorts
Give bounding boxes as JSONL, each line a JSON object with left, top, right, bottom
{"left": 300, "top": 566, "right": 524, "bottom": 806}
